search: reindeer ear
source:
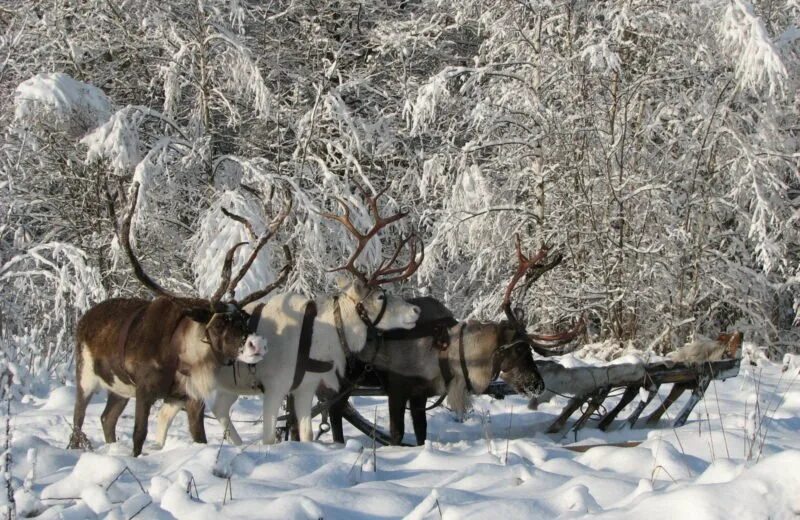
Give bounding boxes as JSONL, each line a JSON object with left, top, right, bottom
{"left": 513, "top": 307, "right": 525, "bottom": 323}
{"left": 184, "top": 307, "right": 214, "bottom": 324}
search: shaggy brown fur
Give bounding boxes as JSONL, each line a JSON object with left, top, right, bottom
{"left": 69, "top": 296, "right": 253, "bottom": 456}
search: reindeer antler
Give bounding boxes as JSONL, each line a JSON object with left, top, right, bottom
{"left": 501, "top": 234, "right": 584, "bottom": 354}
{"left": 502, "top": 234, "right": 562, "bottom": 333}
{"left": 119, "top": 182, "right": 179, "bottom": 299}
{"left": 209, "top": 241, "right": 248, "bottom": 303}
{"left": 219, "top": 187, "right": 294, "bottom": 304}
{"left": 323, "top": 183, "right": 423, "bottom": 286}
{"left": 502, "top": 234, "right": 560, "bottom": 325}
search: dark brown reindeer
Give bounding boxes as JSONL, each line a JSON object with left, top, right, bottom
{"left": 326, "top": 236, "right": 582, "bottom": 446}
{"left": 68, "top": 182, "right": 287, "bottom": 456}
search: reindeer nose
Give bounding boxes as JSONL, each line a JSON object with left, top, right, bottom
{"left": 244, "top": 339, "right": 265, "bottom": 358}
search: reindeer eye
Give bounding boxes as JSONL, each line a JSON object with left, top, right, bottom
{"left": 376, "top": 293, "right": 385, "bottom": 301}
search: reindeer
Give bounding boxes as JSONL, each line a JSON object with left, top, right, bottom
{"left": 68, "top": 183, "right": 290, "bottom": 456}
{"left": 157, "top": 186, "right": 424, "bottom": 445}
{"left": 326, "top": 236, "right": 582, "bottom": 446}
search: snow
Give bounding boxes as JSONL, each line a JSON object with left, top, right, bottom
{"left": 3, "top": 350, "right": 799, "bottom": 519}
{"left": 14, "top": 73, "right": 112, "bottom": 138}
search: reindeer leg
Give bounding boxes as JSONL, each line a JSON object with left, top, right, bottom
{"left": 292, "top": 385, "right": 316, "bottom": 442}
{"left": 409, "top": 396, "right": 428, "bottom": 446}
{"left": 211, "top": 390, "right": 243, "bottom": 446}
{"left": 101, "top": 393, "right": 129, "bottom": 444}
{"left": 185, "top": 398, "right": 207, "bottom": 444}
{"left": 68, "top": 345, "right": 98, "bottom": 449}
{"left": 388, "top": 392, "right": 407, "bottom": 446}
{"left": 132, "top": 390, "right": 155, "bottom": 457}
{"left": 155, "top": 400, "right": 182, "bottom": 448}
{"left": 261, "top": 390, "right": 285, "bottom": 445}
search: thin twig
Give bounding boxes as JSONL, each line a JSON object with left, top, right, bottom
{"left": 222, "top": 476, "right": 233, "bottom": 505}
{"left": 128, "top": 497, "right": 153, "bottom": 519}
{"left": 504, "top": 405, "right": 513, "bottom": 465}
{"left": 756, "top": 370, "right": 800, "bottom": 462}
{"left": 372, "top": 406, "right": 378, "bottom": 473}
{"left": 709, "top": 367, "right": 730, "bottom": 458}
{"left": 106, "top": 467, "right": 146, "bottom": 494}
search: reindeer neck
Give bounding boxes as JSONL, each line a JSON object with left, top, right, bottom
{"left": 178, "top": 320, "right": 214, "bottom": 363}
{"left": 318, "top": 294, "right": 369, "bottom": 355}
{"left": 176, "top": 319, "right": 218, "bottom": 399}
{"left": 452, "top": 321, "right": 495, "bottom": 393}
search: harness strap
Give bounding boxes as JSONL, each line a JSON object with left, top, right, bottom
{"left": 291, "top": 301, "right": 333, "bottom": 392}
{"left": 458, "top": 324, "right": 474, "bottom": 394}
{"left": 224, "top": 303, "right": 266, "bottom": 392}
{"left": 333, "top": 296, "right": 352, "bottom": 356}
{"left": 248, "top": 302, "right": 266, "bottom": 333}
{"left": 439, "top": 349, "right": 454, "bottom": 387}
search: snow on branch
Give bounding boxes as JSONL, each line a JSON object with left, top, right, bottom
{"left": 719, "top": 0, "right": 788, "bottom": 96}
{"left": 0, "top": 243, "right": 106, "bottom": 315}
{"left": 405, "top": 71, "right": 451, "bottom": 136}
{"left": 13, "top": 73, "right": 112, "bottom": 138}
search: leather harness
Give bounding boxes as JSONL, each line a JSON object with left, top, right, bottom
{"left": 227, "top": 302, "right": 267, "bottom": 393}
{"left": 290, "top": 301, "right": 334, "bottom": 391}
{"left": 435, "top": 323, "right": 473, "bottom": 392}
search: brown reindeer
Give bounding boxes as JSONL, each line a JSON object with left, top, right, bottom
{"left": 326, "top": 236, "right": 582, "bottom": 445}
{"left": 68, "top": 183, "right": 290, "bottom": 456}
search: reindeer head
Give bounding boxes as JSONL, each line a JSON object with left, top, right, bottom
{"left": 121, "top": 183, "right": 293, "bottom": 365}
{"left": 323, "top": 184, "right": 423, "bottom": 331}
{"left": 494, "top": 328, "right": 546, "bottom": 396}
{"left": 496, "top": 235, "right": 584, "bottom": 396}
{"left": 337, "top": 277, "right": 420, "bottom": 331}
{"left": 184, "top": 301, "right": 266, "bottom": 365}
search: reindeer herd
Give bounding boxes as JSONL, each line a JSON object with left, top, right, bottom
{"left": 68, "top": 182, "right": 579, "bottom": 456}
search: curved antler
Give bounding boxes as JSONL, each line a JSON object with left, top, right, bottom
{"left": 368, "top": 233, "right": 425, "bottom": 286}
{"left": 322, "top": 182, "right": 422, "bottom": 286}
{"left": 238, "top": 245, "right": 293, "bottom": 307}
{"left": 500, "top": 234, "right": 583, "bottom": 354}
{"left": 209, "top": 241, "right": 248, "bottom": 303}
{"left": 220, "top": 187, "right": 294, "bottom": 303}
{"left": 502, "top": 234, "right": 562, "bottom": 333}
{"left": 119, "top": 182, "right": 179, "bottom": 299}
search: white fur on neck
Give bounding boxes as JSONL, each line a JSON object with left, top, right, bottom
{"left": 316, "top": 294, "right": 369, "bottom": 371}
{"left": 178, "top": 321, "right": 217, "bottom": 400}
{"left": 444, "top": 322, "right": 495, "bottom": 417}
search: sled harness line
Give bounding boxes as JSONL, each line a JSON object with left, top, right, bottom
{"left": 439, "top": 323, "right": 473, "bottom": 393}
{"left": 333, "top": 296, "right": 353, "bottom": 356}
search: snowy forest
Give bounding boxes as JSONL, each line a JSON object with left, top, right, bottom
{"left": 1, "top": 0, "right": 798, "bottom": 394}
{"left": 1, "top": 0, "right": 800, "bottom": 519}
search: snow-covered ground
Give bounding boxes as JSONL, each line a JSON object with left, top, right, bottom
{"left": 4, "top": 347, "right": 800, "bottom": 519}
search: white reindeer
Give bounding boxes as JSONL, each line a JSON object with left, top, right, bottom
{"left": 157, "top": 186, "right": 423, "bottom": 444}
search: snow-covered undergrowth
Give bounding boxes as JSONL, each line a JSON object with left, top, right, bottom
{"left": 3, "top": 350, "right": 799, "bottom": 519}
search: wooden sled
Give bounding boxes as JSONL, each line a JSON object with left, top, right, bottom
{"left": 332, "top": 333, "right": 743, "bottom": 446}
